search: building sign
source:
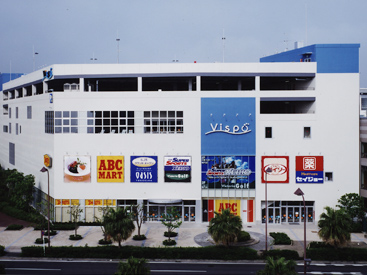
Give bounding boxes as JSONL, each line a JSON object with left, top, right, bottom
{"left": 43, "top": 154, "right": 52, "bottom": 168}
{"left": 201, "top": 98, "right": 256, "bottom": 155}
{"left": 131, "top": 156, "right": 158, "bottom": 182}
{"left": 97, "top": 156, "right": 124, "bottom": 182}
{"left": 296, "top": 156, "right": 324, "bottom": 183}
{"left": 202, "top": 156, "right": 255, "bottom": 189}
{"left": 164, "top": 156, "right": 191, "bottom": 182}
{"left": 64, "top": 156, "right": 91, "bottom": 183}
{"left": 261, "top": 156, "right": 289, "bottom": 183}
{"left": 215, "top": 199, "right": 241, "bottom": 216}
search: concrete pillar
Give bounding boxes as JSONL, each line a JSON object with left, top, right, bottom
{"left": 196, "top": 76, "right": 201, "bottom": 91}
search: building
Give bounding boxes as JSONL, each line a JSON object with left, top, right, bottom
{"left": 360, "top": 88, "right": 367, "bottom": 208}
{"left": 0, "top": 43, "right": 360, "bottom": 224}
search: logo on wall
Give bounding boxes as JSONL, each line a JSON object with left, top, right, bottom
{"left": 215, "top": 199, "right": 241, "bottom": 216}
{"left": 42, "top": 68, "right": 53, "bottom": 81}
{"left": 131, "top": 156, "right": 158, "bottom": 183}
{"left": 164, "top": 156, "right": 191, "bottom": 182}
{"left": 261, "top": 156, "right": 289, "bottom": 183}
{"left": 205, "top": 123, "right": 251, "bottom": 135}
{"left": 97, "top": 156, "right": 124, "bottom": 182}
{"left": 296, "top": 156, "right": 324, "bottom": 183}
{"left": 64, "top": 155, "right": 91, "bottom": 183}
{"left": 202, "top": 156, "right": 255, "bottom": 189}
{"left": 43, "top": 154, "right": 52, "bottom": 168}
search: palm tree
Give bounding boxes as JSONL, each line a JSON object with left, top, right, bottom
{"left": 257, "top": 257, "right": 297, "bottom": 275}
{"left": 208, "top": 208, "right": 242, "bottom": 247}
{"left": 104, "top": 207, "right": 135, "bottom": 248}
{"left": 318, "top": 206, "right": 352, "bottom": 248}
{"left": 115, "top": 257, "right": 150, "bottom": 275}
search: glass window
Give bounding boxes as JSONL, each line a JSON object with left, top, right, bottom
{"left": 55, "top": 111, "right": 62, "bottom": 118}
{"left": 304, "top": 127, "right": 311, "bottom": 138}
{"left": 71, "top": 119, "right": 78, "bottom": 126}
{"left": 71, "top": 111, "right": 78, "bottom": 118}
{"left": 63, "top": 111, "right": 70, "bottom": 117}
{"left": 265, "top": 127, "right": 272, "bottom": 138}
{"left": 87, "top": 111, "right": 94, "bottom": 118}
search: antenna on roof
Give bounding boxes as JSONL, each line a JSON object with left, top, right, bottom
{"left": 222, "top": 28, "right": 226, "bottom": 63}
{"left": 116, "top": 30, "right": 120, "bottom": 64}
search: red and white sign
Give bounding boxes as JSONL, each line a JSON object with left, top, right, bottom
{"left": 261, "top": 156, "right": 289, "bottom": 183}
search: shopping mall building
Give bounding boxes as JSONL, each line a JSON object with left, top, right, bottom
{"left": 0, "top": 43, "right": 360, "bottom": 224}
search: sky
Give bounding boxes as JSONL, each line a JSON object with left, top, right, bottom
{"left": 1, "top": 0, "right": 366, "bottom": 86}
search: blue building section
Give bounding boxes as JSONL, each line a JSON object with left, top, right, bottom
{"left": 260, "top": 44, "right": 360, "bottom": 73}
{"left": 0, "top": 73, "right": 24, "bottom": 91}
{"left": 201, "top": 98, "right": 256, "bottom": 155}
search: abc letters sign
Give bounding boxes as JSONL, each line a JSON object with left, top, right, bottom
{"left": 215, "top": 199, "right": 241, "bottom": 216}
{"left": 97, "top": 156, "right": 124, "bottom": 182}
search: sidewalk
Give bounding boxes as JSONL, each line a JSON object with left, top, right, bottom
{"left": 1, "top": 221, "right": 367, "bottom": 255}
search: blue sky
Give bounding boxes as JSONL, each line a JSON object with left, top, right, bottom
{"left": 1, "top": 0, "right": 366, "bottom": 86}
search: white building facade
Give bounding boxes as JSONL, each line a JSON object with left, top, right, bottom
{"left": 0, "top": 44, "right": 360, "bottom": 224}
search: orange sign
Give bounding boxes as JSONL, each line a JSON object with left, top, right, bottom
{"left": 97, "top": 156, "right": 124, "bottom": 182}
{"left": 55, "top": 199, "right": 61, "bottom": 206}
{"left": 86, "top": 199, "right": 94, "bottom": 206}
{"left": 44, "top": 154, "right": 52, "bottom": 168}
{"left": 62, "top": 199, "right": 70, "bottom": 205}
{"left": 95, "top": 199, "right": 102, "bottom": 206}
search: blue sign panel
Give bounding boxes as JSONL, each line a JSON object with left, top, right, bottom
{"left": 201, "top": 98, "right": 256, "bottom": 155}
{"left": 296, "top": 171, "right": 323, "bottom": 183}
{"left": 131, "top": 156, "right": 158, "bottom": 182}
{"left": 201, "top": 156, "right": 255, "bottom": 189}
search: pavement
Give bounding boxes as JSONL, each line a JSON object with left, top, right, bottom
{"left": 1, "top": 216, "right": 367, "bottom": 257}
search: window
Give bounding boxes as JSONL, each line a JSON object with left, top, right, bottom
{"left": 3, "top": 125, "right": 8, "bottom": 133}
{"left": 144, "top": 110, "right": 183, "bottom": 134}
{"left": 16, "top": 107, "right": 18, "bottom": 119}
{"left": 9, "top": 107, "right": 11, "bottom": 118}
{"left": 16, "top": 123, "right": 18, "bottom": 135}
{"left": 325, "top": 172, "right": 333, "bottom": 181}
{"left": 27, "top": 106, "right": 32, "bottom": 119}
{"left": 9, "top": 123, "right": 11, "bottom": 134}
{"left": 45, "top": 111, "right": 54, "bottom": 134}
{"left": 265, "top": 127, "right": 272, "bottom": 138}
{"left": 304, "top": 127, "right": 311, "bottom": 138}
{"left": 9, "top": 142, "right": 15, "bottom": 165}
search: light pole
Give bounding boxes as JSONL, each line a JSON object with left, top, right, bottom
{"left": 40, "top": 167, "right": 50, "bottom": 249}
{"left": 116, "top": 38, "right": 120, "bottom": 63}
{"left": 33, "top": 46, "right": 38, "bottom": 71}
{"left": 294, "top": 188, "right": 307, "bottom": 275}
{"left": 264, "top": 166, "right": 272, "bottom": 251}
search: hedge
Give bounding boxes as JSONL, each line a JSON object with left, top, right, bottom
{"left": 0, "top": 202, "right": 40, "bottom": 223}
{"left": 5, "top": 224, "right": 24, "bottom": 231}
{"left": 269, "top": 232, "right": 292, "bottom": 245}
{"left": 307, "top": 247, "right": 367, "bottom": 261}
{"left": 262, "top": 249, "right": 300, "bottom": 260}
{"left": 237, "top": 231, "right": 251, "bottom": 242}
{"left": 0, "top": 245, "right": 4, "bottom": 256}
{"left": 21, "top": 245, "right": 259, "bottom": 260}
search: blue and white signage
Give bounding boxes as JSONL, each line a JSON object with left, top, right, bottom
{"left": 201, "top": 98, "right": 256, "bottom": 155}
{"left": 164, "top": 156, "right": 191, "bottom": 182}
{"left": 131, "top": 156, "right": 158, "bottom": 182}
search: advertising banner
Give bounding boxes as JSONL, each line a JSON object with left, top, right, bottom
{"left": 202, "top": 156, "right": 255, "bottom": 189}
{"left": 64, "top": 155, "right": 91, "bottom": 183}
{"left": 296, "top": 156, "right": 324, "bottom": 183}
{"left": 131, "top": 156, "right": 158, "bottom": 182}
{"left": 201, "top": 98, "right": 256, "bottom": 155}
{"left": 164, "top": 156, "right": 191, "bottom": 182}
{"left": 97, "top": 156, "right": 124, "bottom": 182}
{"left": 261, "top": 156, "right": 289, "bottom": 183}
{"left": 215, "top": 199, "right": 241, "bottom": 216}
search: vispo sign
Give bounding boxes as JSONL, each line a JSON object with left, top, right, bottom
{"left": 205, "top": 123, "right": 251, "bottom": 135}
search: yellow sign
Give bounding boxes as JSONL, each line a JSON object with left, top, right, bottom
{"left": 86, "top": 199, "right": 94, "bottom": 206}
{"left": 62, "top": 199, "right": 70, "bottom": 206}
{"left": 97, "top": 156, "right": 124, "bottom": 182}
{"left": 215, "top": 199, "right": 241, "bottom": 216}
{"left": 55, "top": 199, "right": 61, "bottom": 206}
{"left": 44, "top": 154, "right": 52, "bottom": 168}
{"left": 95, "top": 199, "right": 102, "bottom": 206}
{"left": 71, "top": 199, "right": 79, "bottom": 205}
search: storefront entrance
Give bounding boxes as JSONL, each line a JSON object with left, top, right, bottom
{"left": 262, "top": 201, "right": 314, "bottom": 224}
{"left": 146, "top": 200, "right": 196, "bottom": 222}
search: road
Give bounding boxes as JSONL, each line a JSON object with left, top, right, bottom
{"left": 1, "top": 259, "right": 367, "bottom": 275}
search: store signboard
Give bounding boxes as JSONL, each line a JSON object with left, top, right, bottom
{"left": 131, "top": 156, "right": 158, "bottom": 182}
{"left": 296, "top": 156, "right": 324, "bottom": 183}
{"left": 201, "top": 98, "right": 256, "bottom": 155}
{"left": 97, "top": 156, "right": 124, "bottom": 182}
{"left": 215, "top": 199, "right": 241, "bottom": 216}
{"left": 202, "top": 156, "right": 255, "bottom": 189}
{"left": 164, "top": 156, "right": 191, "bottom": 182}
{"left": 64, "top": 155, "right": 91, "bottom": 183}
{"left": 261, "top": 156, "right": 289, "bottom": 183}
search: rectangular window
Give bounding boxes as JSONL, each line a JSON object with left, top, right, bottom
{"left": 325, "top": 172, "right": 333, "bottom": 181}
{"left": 45, "top": 111, "right": 54, "bottom": 134}
{"left": 9, "top": 107, "right": 11, "bottom": 119}
{"left": 9, "top": 123, "right": 11, "bottom": 134}
{"left": 265, "top": 127, "right": 272, "bottom": 138}
{"left": 16, "top": 107, "right": 18, "bottom": 119}
{"left": 16, "top": 123, "right": 18, "bottom": 135}
{"left": 3, "top": 125, "right": 8, "bottom": 133}
{"left": 304, "top": 127, "right": 311, "bottom": 138}
{"left": 144, "top": 110, "right": 183, "bottom": 134}
{"left": 27, "top": 106, "right": 32, "bottom": 119}
{"left": 9, "top": 142, "right": 15, "bottom": 165}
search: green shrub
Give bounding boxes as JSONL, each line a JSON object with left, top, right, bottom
{"left": 164, "top": 231, "right": 178, "bottom": 237}
{"left": 98, "top": 239, "right": 112, "bottom": 245}
{"left": 21, "top": 245, "right": 259, "bottom": 260}
{"left": 69, "top": 234, "right": 83, "bottom": 240}
{"left": 0, "top": 245, "right": 5, "bottom": 256}
{"left": 269, "top": 232, "right": 292, "bottom": 245}
{"left": 5, "top": 224, "right": 24, "bottom": 230}
{"left": 262, "top": 249, "right": 300, "bottom": 260}
{"left": 307, "top": 247, "right": 367, "bottom": 261}
{"left": 237, "top": 231, "right": 251, "bottom": 242}
{"left": 35, "top": 238, "right": 49, "bottom": 244}
{"left": 133, "top": 235, "right": 146, "bottom": 240}
{"left": 163, "top": 239, "right": 176, "bottom": 246}
{"left": 350, "top": 222, "right": 363, "bottom": 233}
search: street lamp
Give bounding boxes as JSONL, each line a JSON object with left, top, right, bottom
{"left": 264, "top": 166, "right": 272, "bottom": 251}
{"left": 294, "top": 188, "right": 309, "bottom": 275}
{"left": 116, "top": 38, "right": 120, "bottom": 64}
{"left": 40, "top": 167, "right": 51, "bottom": 249}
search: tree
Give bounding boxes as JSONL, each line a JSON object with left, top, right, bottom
{"left": 256, "top": 257, "right": 297, "bottom": 275}
{"left": 105, "top": 207, "right": 135, "bottom": 248}
{"left": 6, "top": 170, "right": 35, "bottom": 211}
{"left": 130, "top": 203, "right": 146, "bottom": 238}
{"left": 337, "top": 193, "right": 366, "bottom": 222}
{"left": 318, "top": 206, "right": 352, "bottom": 248}
{"left": 115, "top": 257, "right": 150, "bottom": 275}
{"left": 161, "top": 207, "right": 182, "bottom": 242}
{"left": 67, "top": 204, "right": 83, "bottom": 237}
{"left": 95, "top": 204, "right": 111, "bottom": 242}
{"left": 208, "top": 208, "right": 242, "bottom": 247}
